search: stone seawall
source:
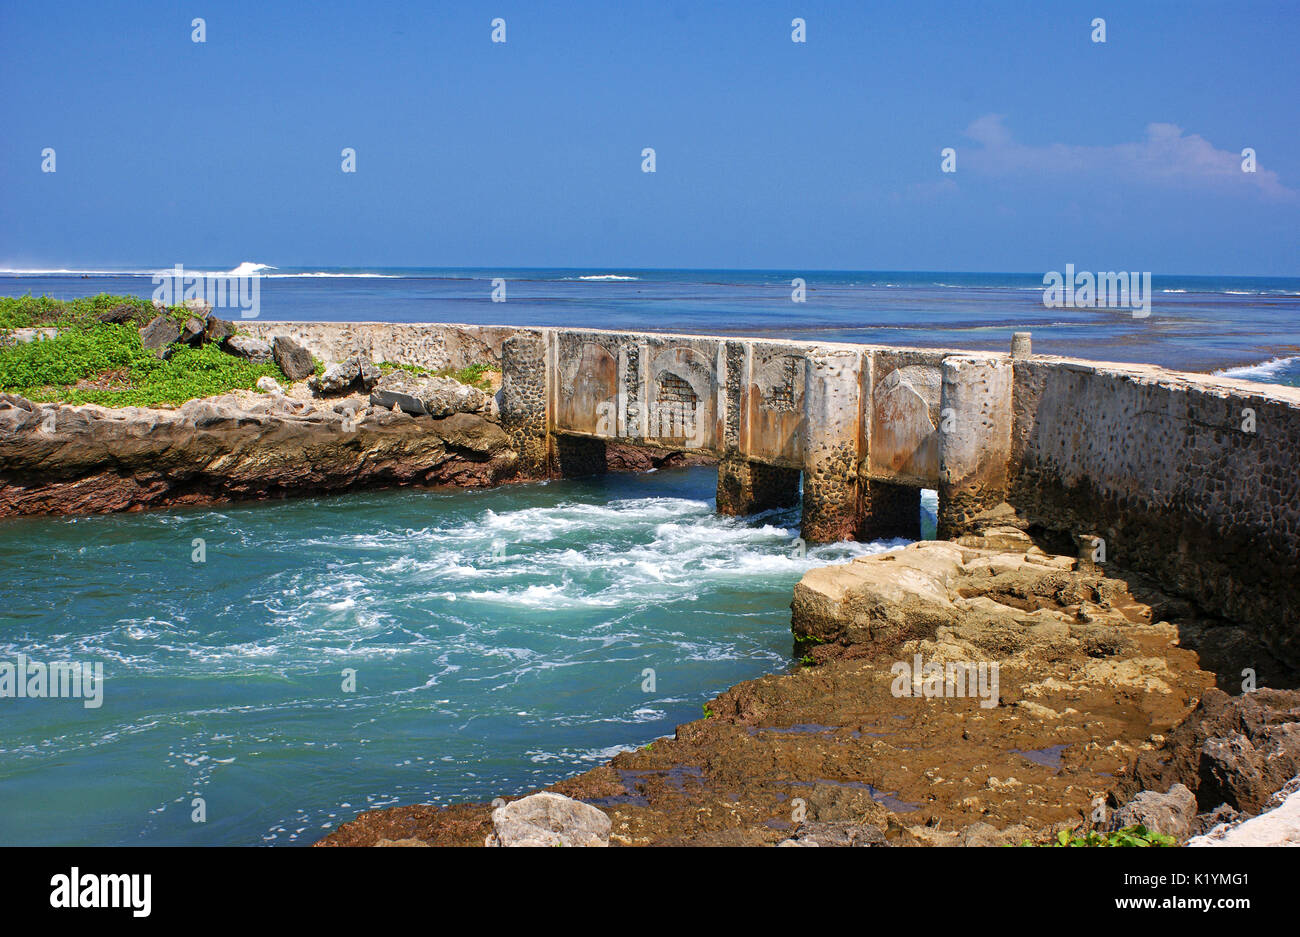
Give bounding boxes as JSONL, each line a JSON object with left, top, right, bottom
{"left": 1007, "top": 358, "right": 1300, "bottom": 671}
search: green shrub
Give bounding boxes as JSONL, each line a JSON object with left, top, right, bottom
{"left": 1014, "top": 825, "right": 1177, "bottom": 847}
{"left": 0, "top": 294, "right": 285, "bottom": 407}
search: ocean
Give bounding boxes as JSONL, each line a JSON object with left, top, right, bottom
{"left": 4, "top": 266, "right": 1299, "bottom": 383}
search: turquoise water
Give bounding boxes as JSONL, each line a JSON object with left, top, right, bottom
{"left": 0, "top": 467, "right": 934, "bottom": 845}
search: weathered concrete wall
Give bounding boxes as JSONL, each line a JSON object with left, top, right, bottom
{"left": 236, "top": 320, "right": 1298, "bottom": 663}
{"left": 1007, "top": 358, "right": 1300, "bottom": 667}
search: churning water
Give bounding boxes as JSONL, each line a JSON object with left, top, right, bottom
{"left": 0, "top": 466, "right": 936, "bottom": 845}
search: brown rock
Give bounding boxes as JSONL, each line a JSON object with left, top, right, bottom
{"left": 0, "top": 393, "right": 520, "bottom": 518}
{"left": 205, "top": 317, "right": 235, "bottom": 344}
{"left": 139, "top": 314, "right": 179, "bottom": 359}
{"left": 272, "top": 336, "right": 315, "bottom": 381}
{"left": 1125, "top": 687, "right": 1300, "bottom": 815}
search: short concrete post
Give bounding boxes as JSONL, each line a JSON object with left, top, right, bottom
{"left": 1011, "top": 332, "right": 1032, "bottom": 359}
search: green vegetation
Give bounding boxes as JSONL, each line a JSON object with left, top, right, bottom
{"left": 793, "top": 632, "right": 827, "bottom": 658}
{"left": 702, "top": 703, "right": 715, "bottom": 718}
{"left": 378, "top": 359, "right": 499, "bottom": 391}
{"left": 1015, "top": 825, "right": 1177, "bottom": 847}
{"left": 0, "top": 294, "right": 285, "bottom": 408}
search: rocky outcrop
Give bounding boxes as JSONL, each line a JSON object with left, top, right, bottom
{"left": 1121, "top": 687, "right": 1300, "bottom": 817}
{"left": 0, "top": 390, "right": 519, "bottom": 517}
{"left": 318, "top": 528, "right": 1214, "bottom": 847}
{"left": 1189, "top": 777, "right": 1300, "bottom": 846}
{"left": 308, "top": 354, "right": 380, "bottom": 396}
{"left": 489, "top": 793, "right": 611, "bottom": 847}
{"left": 369, "top": 371, "right": 490, "bottom": 417}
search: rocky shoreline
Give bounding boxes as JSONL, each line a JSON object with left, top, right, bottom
{"left": 318, "top": 523, "right": 1300, "bottom": 847}
{"left": 0, "top": 384, "right": 520, "bottom": 517}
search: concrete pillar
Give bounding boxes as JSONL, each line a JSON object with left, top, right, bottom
{"left": 858, "top": 480, "right": 921, "bottom": 541}
{"left": 800, "top": 350, "right": 862, "bottom": 542}
{"left": 937, "top": 354, "right": 1014, "bottom": 538}
{"left": 499, "top": 331, "right": 552, "bottom": 477}
{"left": 716, "top": 456, "right": 800, "bottom": 515}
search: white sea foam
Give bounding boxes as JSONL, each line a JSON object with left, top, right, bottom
{"left": 1213, "top": 355, "right": 1300, "bottom": 383}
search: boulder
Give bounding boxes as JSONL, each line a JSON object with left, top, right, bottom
{"left": 139, "top": 315, "right": 180, "bottom": 359}
{"left": 308, "top": 355, "right": 362, "bottom": 395}
{"left": 98, "top": 303, "right": 139, "bottom": 325}
{"left": 490, "top": 792, "right": 610, "bottom": 847}
{"left": 205, "top": 317, "right": 235, "bottom": 345}
{"left": 255, "top": 376, "right": 282, "bottom": 394}
{"left": 1108, "top": 784, "right": 1196, "bottom": 841}
{"left": 272, "top": 336, "right": 315, "bottom": 381}
{"left": 182, "top": 298, "right": 212, "bottom": 317}
{"left": 179, "top": 317, "right": 206, "bottom": 345}
{"left": 359, "top": 357, "right": 381, "bottom": 391}
{"left": 225, "top": 335, "right": 273, "bottom": 364}
{"left": 370, "top": 371, "right": 489, "bottom": 417}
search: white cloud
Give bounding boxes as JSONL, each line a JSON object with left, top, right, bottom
{"left": 962, "top": 115, "right": 1296, "bottom": 201}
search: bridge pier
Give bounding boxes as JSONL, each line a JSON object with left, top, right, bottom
{"left": 800, "top": 349, "right": 863, "bottom": 542}
{"left": 936, "top": 355, "right": 1014, "bottom": 538}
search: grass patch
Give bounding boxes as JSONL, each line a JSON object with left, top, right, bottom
{"left": 0, "top": 294, "right": 285, "bottom": 407}
{"left": 378, "top": 360, "right": 499, "bottom": 391}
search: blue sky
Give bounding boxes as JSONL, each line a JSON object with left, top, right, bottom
{"left": 1, "top": 0, "right": 1296, "bottom": 274}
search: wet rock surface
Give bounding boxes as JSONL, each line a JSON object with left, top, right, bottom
{"left": 318, "top": 527, "right": 1217, "bottom": 847}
